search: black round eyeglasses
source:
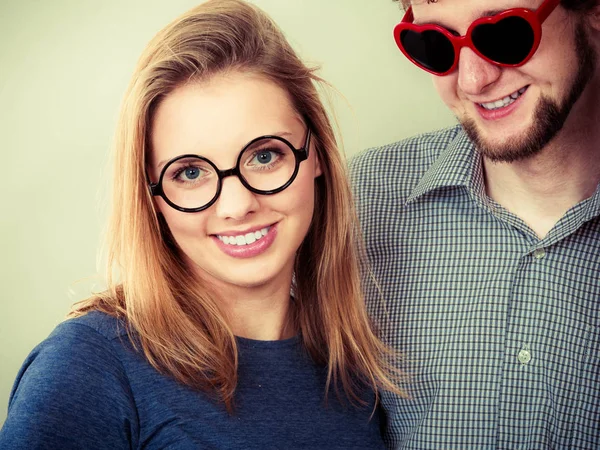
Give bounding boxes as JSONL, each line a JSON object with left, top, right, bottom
{"left": 148, "top": 130, "right": 312, "bottom": 213}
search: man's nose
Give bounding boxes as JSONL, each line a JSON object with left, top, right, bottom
{"left": 457, "top": 46, "right": 502, "bottom": 96}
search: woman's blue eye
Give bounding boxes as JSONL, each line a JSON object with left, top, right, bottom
{"left": 254, "top": 151, "right": 273, "bottom": 165}
{"left": 184, "top": 167, "right": 200, "bottom": 179}
{"left": 243, "top": 145, "right": 286, "bottom": 171}
{"left": 172, "top": 165, "right": 208, "bottom": 183}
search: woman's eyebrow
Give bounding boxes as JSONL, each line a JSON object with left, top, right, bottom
{"left": 267, "top": 131, "right": 294, "bottom": 138}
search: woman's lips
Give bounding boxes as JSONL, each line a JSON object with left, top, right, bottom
{"left": 212, "top": 223, "right": 278, "bottom": 258}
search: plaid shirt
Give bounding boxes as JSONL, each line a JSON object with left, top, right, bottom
{"left": 349, "top": 125, "right": 600, "bottom": 449}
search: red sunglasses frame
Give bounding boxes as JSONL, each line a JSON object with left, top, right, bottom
{"left": 393, "top": 0, "right": 561, "bottom": 76}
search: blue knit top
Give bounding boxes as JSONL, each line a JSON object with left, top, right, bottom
{"left": 0, "top": 311, "right": 384, "bottom": 449}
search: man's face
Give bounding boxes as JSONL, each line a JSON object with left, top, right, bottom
{"left": 411, "top": 0, "right": 598, "bottom": 162}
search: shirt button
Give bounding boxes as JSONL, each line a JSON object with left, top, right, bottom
{"left": 518, "top": 348, "right": 532, "bottom": 364}
{"left": 533, "top": 248, "right": 546, "bottom": 259}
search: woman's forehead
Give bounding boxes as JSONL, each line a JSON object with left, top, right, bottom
{"left": 149, "top": 73, "right": 304, "bottom": 167}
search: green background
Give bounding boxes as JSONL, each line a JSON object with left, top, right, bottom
{"left": 0, "top": 0, "right": 455, "bottom": 425}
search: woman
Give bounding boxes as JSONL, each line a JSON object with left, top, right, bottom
{"left": 0, "top": 1, "right": 403, "bottom": 448}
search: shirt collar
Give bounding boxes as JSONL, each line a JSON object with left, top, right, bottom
{"left": 405, "top": 126, "right": 600, "bottom": 238}
{"left": 406, "top": 128, "right": 483, "bottom": 204}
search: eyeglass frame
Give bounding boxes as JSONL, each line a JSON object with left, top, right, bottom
{"left": 393, "top": 0, "right": 561, "bottom": 76}
{"left": 148, "top": 129, "right": 312, "bottom": 213}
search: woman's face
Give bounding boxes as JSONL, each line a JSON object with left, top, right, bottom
{"left": 148, "top": 72, "right": 321, "bottom": 294}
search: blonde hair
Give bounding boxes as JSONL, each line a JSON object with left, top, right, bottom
{"left": 71, "top": 0, "right": 404, "bottom": 411}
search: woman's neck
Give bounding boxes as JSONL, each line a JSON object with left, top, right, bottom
{"left": 228, "top": 292, "right": 296, "bottom": 340}
{"left": 213, "top": 277, "right": 296, "bottom": 341}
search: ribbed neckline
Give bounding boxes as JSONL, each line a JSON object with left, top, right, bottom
{"left": 235, "top": 334, "right": 301, "bottom": 349}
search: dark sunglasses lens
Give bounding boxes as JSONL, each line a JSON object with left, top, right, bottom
{"left": 471, "top": 16, "right": 534, "bottom": 65}
{"left": 400, "top": 29, "right": 455, "bottom": 74}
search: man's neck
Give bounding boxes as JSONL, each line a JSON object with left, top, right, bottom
{"left": 483, "top": 122, "right": 600, "bottom": 239}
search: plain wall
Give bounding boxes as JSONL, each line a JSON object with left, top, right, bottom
{"left": 0, "top": 0, "right": 456, "bottom": 425}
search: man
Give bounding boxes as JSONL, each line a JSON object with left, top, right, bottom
{"left": 350, "top": 0, "right": 600, "bottom": 448}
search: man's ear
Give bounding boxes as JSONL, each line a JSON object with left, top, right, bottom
{"left": 587, "top": 3, "right": 600, "bottom": 32}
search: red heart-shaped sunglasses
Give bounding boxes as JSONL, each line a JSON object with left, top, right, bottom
{"left": 394, "top": 0, "right": 561, "bottom": 76}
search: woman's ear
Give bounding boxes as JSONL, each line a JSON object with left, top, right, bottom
{"left": 314, "top": 152, "right": 323, "bottom": 178}
{"left": 306, "top": 127, "right": 322, "bottom": 178}
{"left": 145, "top": 165, "right": 162, "bottom": 212}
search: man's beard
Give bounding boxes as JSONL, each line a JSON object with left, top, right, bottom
{"left": 461, "top": 25, "right": 597, "bottom": 163}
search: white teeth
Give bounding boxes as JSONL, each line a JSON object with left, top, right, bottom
{"left": 480, "top": 87, "right": 527, "bottom": 111}
{"left": 217, "top": 226, "right": 271, "bottom": 246}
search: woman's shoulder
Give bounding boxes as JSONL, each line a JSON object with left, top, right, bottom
{"left": 58, "top": 310, "right": 129, "bottom": 341}
{"left": 0, "top": 311, "right": 139, "bottom": 449}
{"left": 18, "top": 311, "right": 130, "bottom": 373}
{"left": 12, "top": 310, "right": 135, "bottom": 400}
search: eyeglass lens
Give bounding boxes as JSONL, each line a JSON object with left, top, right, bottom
{"left": 471, "top": 16, "right": 535, "bottom": 65}
{"left": 400, "top": 29, "right": 456, "bottom": 73}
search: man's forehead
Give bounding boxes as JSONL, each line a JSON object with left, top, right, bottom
{"left": 409, "top": 0, "right": 540, "bottom": 10}
{"left": 409, "top": 0, "right": 537, "bottom": 24}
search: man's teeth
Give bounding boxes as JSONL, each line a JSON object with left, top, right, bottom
{"left": 218, "top": 227, "right": 270, "bottom": 246}
{"left": 480, "top": 87, "right": 527, "bottom": 111}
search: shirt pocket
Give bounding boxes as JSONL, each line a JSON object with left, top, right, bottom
{"left": 572, "top": 323, "right": 600, "bottom": 448}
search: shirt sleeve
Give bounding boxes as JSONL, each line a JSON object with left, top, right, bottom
{"left": 0, "top": 321, "right": 139, "bottom": 450}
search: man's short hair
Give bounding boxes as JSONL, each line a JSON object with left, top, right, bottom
{"left": 392, "top": 0, "right": 597, "bottom": 13}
